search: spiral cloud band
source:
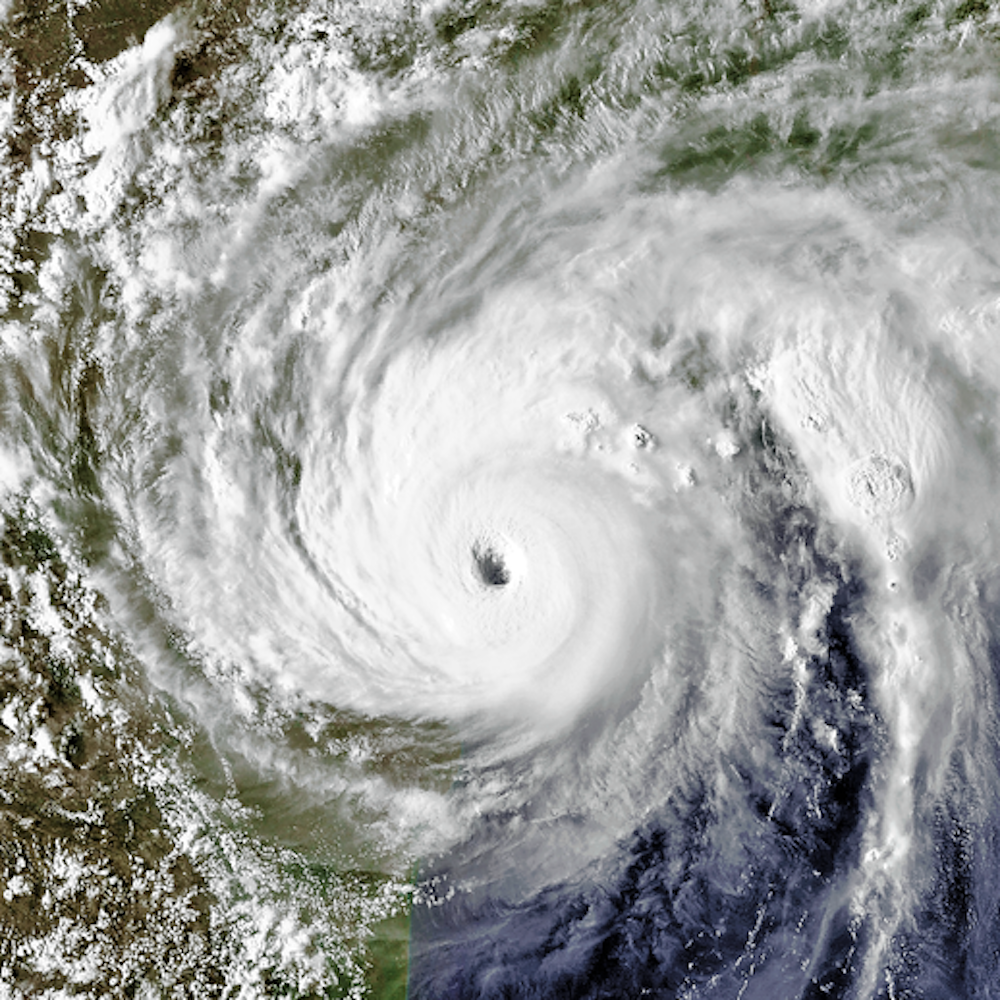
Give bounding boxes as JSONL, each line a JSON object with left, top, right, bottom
{"left": 87, "top": 166, "right": 987, "bottom": 997}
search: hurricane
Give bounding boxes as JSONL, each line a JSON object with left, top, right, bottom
{"left": 2, "top": 0, "right": 1000, "bottom": 997}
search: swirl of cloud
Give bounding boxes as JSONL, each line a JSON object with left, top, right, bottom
{"left": 293, "top": 285, "right": 670, "bottom": 745}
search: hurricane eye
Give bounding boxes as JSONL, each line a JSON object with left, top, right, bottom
{"left": 472, "top": 541, "right": 510, "bottom": 587}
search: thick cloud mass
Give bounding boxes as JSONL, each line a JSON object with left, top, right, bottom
{"left": 4, "top": 0, "right": 1000, "bottom": 995}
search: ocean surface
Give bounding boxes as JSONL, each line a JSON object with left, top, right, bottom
{"left": 2, "top": 0, "right": 1000, "bottom": 996}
